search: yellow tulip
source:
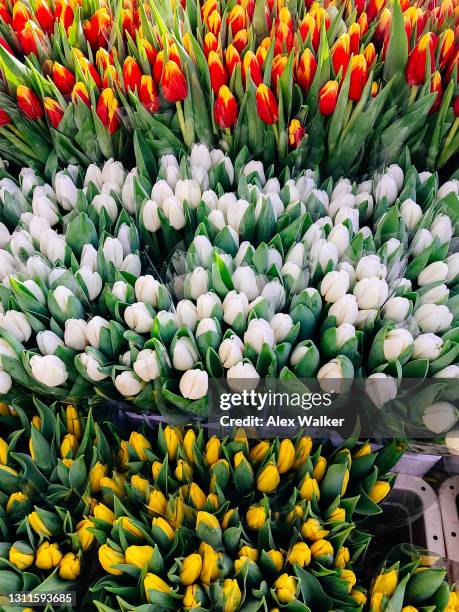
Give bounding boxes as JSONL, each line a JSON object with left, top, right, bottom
{"left": 116, "top": 516, "right": 144, "bottom": 538}
{"left": 0, "top": 464, "right": 18, "bottom": 477}
{"left": 76, "top": 518, "right": 95, "bottom": 551}
{"left": 100, "top": 475, "right": 125, "bottom": 498}
{"left": 148, "top": 489, "right": 167, "bottom": 516}
{"left": 310, "top": 539, "right": 334, "bottom": 559}
{"left": 401, "top": 607, "right": 419, "bottom": 612}
{"left": 274, "top": 573, "right": 297, "bottom": 603}
{"left": 89, "top": 462, "right": 107, "bottom": 493}
{"left": 257, "top": 462, "right": 280, "bottom": 493}
{"left": 196, "top": 511, "right": 220, "bottom": 531}
{"left": 167, "top": 496, "right": 185, "bottom": 526}
{"left": 299, "top": 474, "right": 320, "bottom": 501}
{"left": 207, "top": 493, "right": 219, "bottom": 510}
{"left": 205, "top": 436, "right": 220, "bottom": 466}
{"left": 31, "top": 415, "right": 41, "bottom": 430}
{"left": 370, "top": 592, "right": 384, "bottom": 612}
{"left": 62, "top": 458, "right": 73, "bottom": 468}
{"left": 267, "top": 549, "right": 284, "bottom": 572}
{"left": 199, "top": 542, "right": 220, "bottom": 585}
{"left": 246, "top": 505, "right": 267, "bottom": 530}
{"left": 152, "top": 516, "right": 174, "bottom": 541}
{"left": 129, "top": 431, "right": 152, "bottom": 461}
{"left": 59, "top": 552, "right": 80, "bottom": 580}
{"left": 287, "top": 542, "right": 311, "bottom": 568}
{"left": 183, "top": 429, "right": 197, "bottom": 464}
{"left": 125, "top": 545, "right": 154, "bottom": 569}
{"left": 327, "top": 507, "right": 346, "bottom": 523}
{"left": 313, "top": 456, "right": 327, "bottom": 481}
{"left": 175, "top": 459, "right": 193, "bottom": 482}
{"left": 9, "top": 544, "right": 34, "bottom": 570}
{"left": 144, "top": 573, "right": 170, "bottom": 601}
{"left": 28, "top": 511, "right": 52, "bottom": 536}
{"left": 237, "top": 546, "right": 258, "bottom": 562}
{"left": 6, "top": 491, "right": 27, "bottom": 513}
{"left": 249, "top": 440, "right": 270, "bottom": 464}
{"left": 65, "top": 405, "right": 82, "bottom": 440}
{"left": 334, "top": 546, "right": 350, "bottom": 569}
{"left": 35, "top": 542, "right": 63, "bottom": 570}
{"left": 131, "top": 474, "right": 149, "bottom": 498}
{"left": 222, "top": 578, "right": 242, "bottom": 612}
{"left": 183, "top": 584, "right": 202, "bottom": 609}
{"left": 294, "top": 437, "right": 312, "bottom": 468}
{"left": 93, "top": 503, "right": 115, "bottom": 524}
{"left": 221, "top": 509, "right": 236, "bottom": 529}
{"left": 152, "top": 461, "right": 162, "bottom": 480}
{"left": 0, "top": 402, "right": 10, "bottom": 415}
{"left": 118, "top": 440, "right": 129, "bottom": 466}
{"left": 351, "top": 590, "right": 367, "bottom": 605}
{"left": 180, "top": 553, "right": 202, "bottom": 585}
{"left": 60, "top": 433, "right": 78, "bottom": 458}
{"left": 447, "top": 592, "right": 458, "bottom": 609}
{"left": 163, "top": 426, "right": 181, "bottom": 460}
{"left": 353, "top": 442, "right": 371, "bottom": 458}
{"left": 372, "top": 570, "right": 398, "bottom": 597}
{"left": 98, "top": 544, "right": 125, "bottom": 575}
{"left": 341, "top": 569, "right": 356, "bottom": 593}
{"left": 341, "top": 469, "right": 350, "bottom": 496}
{"left": 277, "top": 439, "right": 295, "bottom": 473}
{"left": 183, "top": 482, "right": 207, "bottom": 510}
{"left": 368, "top": 481, "right": 391, "bottom": 504}
{"left": 0, "top": 436, "right": 8, "bottom": 464}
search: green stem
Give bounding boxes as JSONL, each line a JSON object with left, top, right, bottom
{"left": 343, "top": 100, "right": 353, "bottom": 128}
{"left": 408, "top": 85, "right": 418, "bottom": 105}
{"left": 438, "top": 116, "right": 459, "bottom": 167}
{"left": 272, "top": 122, "right": 280, "bottom": 148}
{"left": 225, "top": 127, "right": 233, "bottom": 151}
{"left": 175, "top": 101, "right": 187, "bottom": 145}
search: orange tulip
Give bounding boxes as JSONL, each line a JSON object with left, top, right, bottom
{"left": 299, "top": 14, "right": 318, "bottom": 49}
{"left": 123, "top": 56, "right": 142, "bottom": 92}
{"left": 275, "top": 22, "right": 293, "bottom": 54}
{"left": 331, "top": 33, "right": 350, "bottom": 77}
{"left": 364, "top": 43, "right": 376, "bottom": 67}
{"left": 349, "top": 22, "right": 361, "bottom": 55}
{"left": 366, "top": 0, "right": 385, "bottom": 22}
{"left": 242, "top": 50, "right": 262, "bottom": 87}
{"left": 84, "top": 8, "right": 111, "bottom": 49}
{"left": 72, "top": 82, "right": 90, "bottom": 106}
{"left": 371, "top": 81, "right": 380, "bottom": 97}
{"left": 153, "top": 51, "right": 165, "bottom": 85}
{"left": 17, "top": 85, "right": 44, "bottom": 120}
{"left": 35, "top": 0, "right": 54, "bottom": 33}
{"left": 430, "top": 71, "right": 443, "bottom": 113}
{"left": 439, "top": 28, "right": 455, "bottom": 68}
{"left": 161, "top": 61, "right": 187, "bottom": 103}
{"left": 358, "top": 12, "right": 368, "bottom": 35}
{"left": 271, "top": 55, "right": 287, "bottom": 91}
{"left": 233, "top": 29, "right": 248, "bottom": 54}
{"left": 53, "top": 62, "right": 76, "bottom": 95}
{"left": 256, "top": 83, "right": 278, "bottom": 124}
{"left": 214, "top": 85, "right": 238, "bottom": 129}
{"left": 204, "top": 32, "right": 219, "bottom": 58}
{"left": 0, "top": 108, "right": 11, "bottom": 127}
{"left": 318, "top": 80, "right": 339, "bottom": 116}
{"left": 297, "top": 48, "right": 317, "bottom": 93}
{"left": 44, "top": 98, "right": 64, "bottom": 128}
{"left": 102, "top": 65, "right": 121, "bottom": 89}
{"left": 55, "top": 0, "right": 74, "bottom": 28}
{"left": 349, "top": 54, "right": 367, "bottom": 101}
{"left": 207, "top": 9, "right": 221, "bottom": 36}
{"left": 227, "top": 4, "right": 246, "bottom": 36}
{"left": 96, "top": 88, "right": 120, "bottom": 134}
{"left": 139, "top": 75, "right": 160, "bottom": 113}
{"left": 226, "top": 44, "right": 241, "bottom": 77}
{"left": 288, "top": 118, "right": 305, "bottom": 148}
{"left": 140, "top": 39, "right": 158, "bottom": 68}
{"left": 12, "top": 1, "right": 31, "bottom": 31}
{"left": 18, "top": 20, "right": 45, "bottom": 55}
{"left": 208, "top": 51, "right": 228, "bottom": 96}
{"left": 406, "top": 32, "right": 436, "bottom": 86}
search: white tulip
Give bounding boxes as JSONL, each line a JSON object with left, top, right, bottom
{"left": 384, "top": 237, "right": 401, "bottom": 257}
{"left": 28, "top": 215, "right": 50, "bottom": 242}
{"left": 133, "top": 349, "right": 160, "bottom": 382}
{"left": 162, "top": 196, "right": 185, "bottom": 230}
{"left": 329, "top": 194, "right": 356, "bottom": 218}
{"left": 0, "top": 178, "right": 20, "bottom": 203}
{"left": 267, "top": 248, "right": 282, "bottom": 271}
{"left": 20, "top": 167, "right": 40, "bottom": 196}
{"left": 418, "top": 261, "right": 448, "bottom": 286}
{"left": 431, "top": 214, "right": 453, "bottom": 244}
{"left": 310, "top": 189, "right": 329, "bottom": 209}
{"left": 77, "top": 266, "right": 102, "bottom": 300}
{"left": 329, "top": 294, "right": 359, "bottom": 325}
{"left": 336, "top": 323, "right": 355, "bottom": 347}
{"left": 219, "top": 336, "right": 244, "bottom": 368}
{"left": 296, "top": 176, "right": 315, "bottom": 199}
{"left": 210, "top": 148, "right": 225, "bottom": 166}
{"left": 84, "top": 164, "right": 103, "bottom": 188}
{"left": 176, "top": 299, "right": 198, "bottom": 331}
{"left": 356, "top": 255, "right": 386, "bottom": 280}
{"left": 400, "top": 199, "right": 422, "bottom": 232}
{"left": 115, "top": 370, "right": 142, "bottom": 396}
{"left": 172, "top": 337, "right": 199, "bottom": 371}
{"left": 201, "top": 190, "right": 218, "bottom": 210}
{"left": 150, "top": 180, "right": 173, "bottom": 206}
{"left": 116, "top": 224, "right": 132, "bottom": 258}
{"left": 175, "top": 179, "right": 201, "bottom": 209}
{"left": 179, "top": 369, "right": 208, "bottom": 400}
{"left": 423, "top": 402, "right": 458, "bottom": 434}
{"left": 92, "top": 194, "right": 118, "bottom": 222}
{"left": 26, "top": 255, "right": 50, "bottom": 281}
{"left": 270, "top": 313, "right": 293, "bottom": 343}
{"left": 418, "top": 171, "right": 432, "bottom": 184}
{"left": 414, "top": 303, "right": 453, "bottom": 333}
{"left": 0, "top": 311, "right": 31, "bottom": 342}
{"left": 101, "top": 181, "right": 121, "bottom": 197}
{"left": 331, "top": 178, "right": 352, "bottom": 200}
{"left": 32, "top": 193, "right": 59, "bottom": 225}
{"left": 355, "top": 192, "right": 374, "bottom": 218}
{"left": 396, "top": 278, "right": 412, "bottom": 292}
{"left": 0, "top": 338, "right": 16, "bottom": 365}
{"left": 79, "top": 353, "right": 107, "bottom": 381}
{"left": 30, "top": 354, "right": 68, "bottom": 387}
{"left": 310, "top": 239, "right": 338, "bottom": 271}
{"left": 419, "top": 284, "right": 449, "bottom": 305}
{"left": 191, "top": 167, "right": 209, "bottom": 191}
{"left": 121, "top": 254, "right": 141, "bottom": 277}
{"left": 264, "top": 177, "right": 281, "bottom": 193}
{"left": 42, "top": 230, "right": 66, "bottom": 264}
{"left": 383, "top": 328, "right": 413, "bottom": 361}
{"left": 207, "top": 209, "right": 225, "bottom": 231}
{"left": 37, "top": 330, "right": 63, "bottom": 355}
{"left": 160, "top": 154, "right": 179, "bottom": 169}
{"left": 0, "top": 371, "right": 11, "bottom": 394}
{"left": 121, "top": 168, "right": 137, "bottom": 214}
{"left": 190, "top": 143, "right": 212, "bottom": 172}
{"left": 375, "top": 174, "right": 398, "bottom": 204}
{"left": 227, "top": 199, "right": 249, "bottom": 234}
{"left": 433, "top": 364, "right": 459, "bottom": 378}
{"left": 327, "top": 224, "right": 350, "bottom": 257}
{"left": 286, "top": 243, "right": 305, "bottom": 268}
{"left": 48, "top": 268, "right": 67, "bottom": 286}
{"left": 192, "top": 235, "right": 213, "bottom": 268}
{"left": 0, "top": 223, "right": 9, "bottom": 250}
{"left": 232, "top": 266, "right": 259, "bottom": 301}
{"left": 80, "top": 244, "right": 98, "bottom": 271}
{"left": 317, "top": 359, "right": 349, "bottom": 394}
{"left": 86, "top": 316, "right": 109, "bottom": 348}
{"left": 135, "top": 276, "right": 160, "bottom": 306}
{"left": 102, "top": 159, "right": 126, "bottom": 188}
{"left": 281, "top": 261, "right": 302, "bottom": 282}
{"left": 353, "top": 277, "right": 388, "bottom": 309}
{"left": 412, "top": 333, "right": 443, "bottom": 360}
{"left": 223, "top": 291, "right": 249, "bottom": 326}
{"left": 23, "top": 279, "right": 45, "bottom": 304}
{"left": 387, "top": 164, "right": 404, "bottom": 191}
{"left": 243, "top": 161, "right": 265, "bottom": 185}
{"left": 446, "top": 253, "right": 459, "bottom": 283}
{"left": 103, "top": 237, "right": 124, "bottom": 267}
{"left": 64, "top": 319, "right": 88, "bottom": 350}
{"left": 10, "top": 230, "right": 34, "bottom": 258}
{"left": 437, "top": 180, "right": 458, "bottom": 199}
{"left": 244, "top": 318, "right": 275, "bottom": 353}
{"left": 321, "top": 270, "right": 350, "bottom": 303}
{"left": 197, "top": 292, "right": 222, "bottom": 320}
{"left": 54, "top": 172, "right": 78, "bottom": 210}
{"left": 261, "top": 280, "right": 286, "bottom": 312}
{"left": 142, "top": 200, "right": 161, "bottom": 232}
{"left": 365, "top": 373, "right": 398, "bottom": 407}
{"left": 165, "top": 165, "right": 180, "bottom": 190}
{"left": 382, "top": 296, "right": 410, "bottom": 323}
{"left": 196, "top": 318, "right": 218, "bottom": 337}
{"left": 217, "top": 193, "right": 237, "bottom": 215}
{"left": 52, "top": 286, "right": 76, "bottom": 312}
{"left": 124, "top": 302, "right": 154, "bottom": 333}
{"left": 227, "top": 361, "right": 260, "bottom": 391}
{"left": 411, "top": 228, "right": 433, "bottom": 257}
{"left": 186, "top": 267, "right": 208, "bottom": 300}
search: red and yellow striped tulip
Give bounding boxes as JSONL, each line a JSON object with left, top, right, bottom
{"left": 297, "top": 48, "right": 317, "bottom": 93}
{"left": 52, "top": 62, "right": 75, "bottom": 95}
{"left": 256, "top": 83, "right": 279, "bottom": 124}
{"left": 96, "top": 88, "right": 120, "bottom": 134}
{"left": 208, "top": 51, "right": 228, "bottom": 96}
{"left": 17, "top": 85, "right": 43, "bottom": 120}
{"left": 406, "top": 32, "right": 437, "bottom": 86}
{"left": 349, "top": 54, "right": 367, "bottom": 101}
{"left": 214, "top": 85, "right": 238, "bottom": 129}
{"left": 318, "top": 80, "right": 339, "bottom": 116}
{"left": 123, "top": 56, "right": 142, "bottom": 92}
{"left": 139, "top": 75, "right": 160, "bottom": 113}
{"left": 44, "top": 97, "right": 64, "bottom": 128}
{"left": 161, "top": 61, "right": 187, "bottom": 103}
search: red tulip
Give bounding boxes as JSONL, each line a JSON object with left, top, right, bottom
{"left": 226, "top": 44, "right": 241, "bottom": 77}
{"left": 233, "top": 29, "right": 248, "bottom": 54}
{"left": 102, "top": 65, "right": 121, "bottom": 89}
{"left": 275, "top": 22, "right": 293, "bottom": 55}
{"left": 299, "top": 14, "right": 318, "bottom": 50}
{"left": 453, "top": 96, "right": 459, "bottom": 117}
{"left": 123, "top": 56, "right": 142, "bottom": 92}
{"left": 439, "top": 28, "right": 455, "bottom": 68}
{"left": 358, "top": 12, "right": 369, "bottom": 36}
{"left": 17, "top": 85, "right": 44, "bottom": 120}
{"left": 242, "top": 50, "right": 262, "bottom": 87}
{"left": 366, "top": 0, "right": 385, "bottom": 22}
{"left": 256, "top": 41, "right": 269, "bottom": 67}
{"left": 348, "top": 22, "right": 361, "bottom": 55}
{"left": 84, "top": 8, "right": 111, "bottom": 49}
{"left": 255, "top": 83, "right": 278, "bottom": 124}
{"left": 121, "top": 8, "right": 135, "bottom": 39}
{"left": 140, "top": 38, "right": 158, "bottom": 68}
{"left": 18, "top": 20, "right": 45, "bottom": 55}
{"left": 44, "top": 97, "right": 64, "bottom": 128}
{"left": 430, "top": 71, "right": 443, "bottom": 113}
{"left": 161, "top": 60, "right": 187, "bottom": 103}
{"left": 139, "top": 75, "right": 160, "bottom": 113}
{"left": 318, "top": 80, "right": 339, "bottom": 116}
{"left": 77, "top": 56, "right": 102, "bottom": 89}
{"left": 35, "top": 0, "right": 54, "bottom": 33}
{"left": 53, "top": 62, "right": 76, "bottom": 95}
{"left": 214, "top": 85, "right": 238, "bottom": 129}
{"left": 227, "top": 4, "right": 246, "bottom": 36}
{"left": 349, "top": 54, "right": 367, "bottom": 101}
{"left": 331, "top": 33, "right": 350, "bottom": 77}
{"left": 208, "top": 51, "right": 228, "bottom": 96}
{"left": 55, "top": 0, "right": 74, "bottom": 29}
{"left": 12, "top": 2, "right": 31, "bottom": 31}
{"left": 204, "top": 32, "right": 219, "bottom": 58}
{"left": 207, "top": 9, "right": 221, "bottom": 36}
{"left": 297, "top": 48, "right": 317, "bottom": 93}
{"left": 0, "top": 1, "right": 12, "bottom": 25}
{"left": 96, "top": 48, "right": 112, "bottom": 71}
{"left": 0, "top": 108, "right": 11, "bottom": 127}
{"left": 153, "top": 51, "right": 165, "bottom": 85}
{"left": 406, "top": 32, "right": 437, "bottom": 86}
{"left": 288, "top": 119, "right": 305, "bottom": 148}
{"left": 71, "top": 82, "right": 90, "bottom": 106}
{"left": 278, "top": 6, "right": 293, "bottom": 30}
{"left": 364, "top": 43, "right": 377, "bottom": 67}
{"left": 271, "top": 55, "right": 287, "bottom": 91}
{"left": 96, "top": 88, "right": 120, "bottom": 134}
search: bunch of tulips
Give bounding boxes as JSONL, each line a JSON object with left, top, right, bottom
{"left": 0, "top": 0, "right": 458, "bottom": 174}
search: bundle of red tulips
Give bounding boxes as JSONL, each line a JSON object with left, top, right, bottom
{"left": 0, "top": 0, "right": 458, "bottom": 175}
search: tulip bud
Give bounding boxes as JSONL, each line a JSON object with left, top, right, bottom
{"left": 365, "top": 373, "right": 398, "bottom": 408}
{"left": 17, "top": 85, "right": 43, "bottom": 120}
{"left": 288, "top": 542, "right": 311, "bottom": 568}
{"left": 36, "top": 542, "right": 63, "bottom": 570}
{"left": 76, "top": 518, "right": 95, "bottom": 551}
{"left": 98, "top": 544, "right": 125, "bottom": 575}
{"left": 301, "top": 518, "right": 329, "bottom": 541}
{"left": 368, "top": 480, "right": 391, "bottom": 504}
{"left": 181, "top": 553, "right": 203, "bottom": 585}
{"left": 274, "top": 573, "right": 297, "bottom": 603}
{"left": 299, "top": 473, "right": 320, "bottom": 501}
{"left": 257, "top": 462, "right": 280, "bottom": 493}
{"left": 246, "top": 505, "right": 266, "bottom": 530}
{"left": 214, "top": 85, "right": 238, "bottom": 129}
{"left": 319, "top": 80, "right": 339, "bottom": 115}
{"left": 161, "top": 61, "right": 187, "bottom": 103}
{"left": 414, "top": 304, "right": 453, "bottom": 333}
{"left": 9, "top": 542, "right": 35, "bottom": 570}
{"left": 255, "top": 84, "right": 279, "bottom": 124}
{"left": 114, "top": 371, "right": 142, "bottom": 396}
{"left": 96, "top": 88, "right": 120, "bottom": 134}
{"left": 372, "top": 569, "right": 398, "bottom": 596}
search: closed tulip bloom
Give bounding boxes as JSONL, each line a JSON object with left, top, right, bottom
{"left": 331, "top": 33, "right": 350, "bottom": 75}
{"left": 222, "top": 578, "right": 242, "bottom": 612}
{"left": 9, "top": 543, "right": 34, "bottom": 570}
{"left": 242, "top": 51, "right": 262, "bottom": 86}
{"left": 214, "top": 85, "right": 238, "bottom": 129}
{"left": 6, "top": 491, "right": 27, "bottom": 513}
{"left": 125, "top": 545, "right": 154, "bottom": 569}
{"left": 372, "top": 569, "right": 398, "bottom": 596}
{"left": 152, "top": 516, "right": 175, "bottom": 541}
{"left": 257, "top": 462, "right": 280, "bottom": 493}
{"left": 310, "top": 539, "right": 334, "bottom": 559}
{"left": 267, "top": 549, "right": 284, "bottom": 571}
{"left": 288, "top": 542, "right": 311, "bottom": 567}
{"left": 61, "top": 433, "right": 78, "bottom": 458}
{"left": 28, "top": 511, "right": 52, "bottom": 536}
{"left": 52, "top": 62, "right": 75, "bottom": 95}
{"left": 98, "top": 544, "right": 125, "bottom": 575}
{"left": 297, "top": 48, "right": 317, "bottom": 93}
{"left": 58, "top": 552, "right": 80, "bottom": 580}
{"left": 96, "top": 88, "right": 120, "bottom": 134}
{"left": 161, "top": 61, "right": 187, "bottom": 103}
{"left": 313, "top": 456, "right": 327, "bottom": 481}
{"left": 301, "top": 518, "right": 329, "bottom": 541}
{"left": 349, "top": 54, "right": 367, "bottom": 101}
{"left": 17, "top": 85, "right": 44, "bottom": 120}
{"left": 30, "top": 354, "right": 68, "bottom": 387}
{"left": 300, "top": 473, "right": 320, "bottom": 500}
{"left": 139, "top": 75, "right": 160, "bottom": 113}
{"left": 181, "top": 553, "right": 203, "bottom": 585}
{"left": 406, "top": 32, "right": 436, "bottom": 86}
{"left": 148, "top": 489, "right": 167, "bottom": 515}
{"left": 89, "top": 462, "right": 107, "bottom": 493}
{"left": 129, "top": 431, "right": 152, "bottom": 461}
{"left": 293, "top": 437, "right": 313, "bottom": 468}
{"left": 93, "top": 503, "right": 115, "bottom": 524}
{"left": 328, "top": 507, "right": 346, "bottom": 522}
{"left": 334, "top": 545, "right": 350, "bottom": 569}
{"left": 123, "top": 56, "right": 142, "bottom": 92}
{"left": 256, "top": 84, "right": 279, "bottom": 124}
{"left": 226, "top": 44, "right": 241, "bottom": 77}
{"left": 36, "top": 542, "right": 63, "bottom": 570}
{"left": 274, "top": 574, "right": 297, "bottom": 603}
{"left": 179, "top": 369, "right": 208, "bottom": 400}
{"left": 76, "top": 518, "right": 95, "bottom": 551}
{"left": 368, "top": 480, "right": 391, "bottom": 503}
{"left": 72, "top": 81, "right": 90, "bottom": 106}
{"left": 144, "top": 573, "right": 170, "bottom": 601}
{"left": 275, "top": 438, "right": 295, "bottom": 474}
{"left": 208, "top": 51, "right": 228, "bottom": 96}
{"left": 319, "top": 80, "right": 339, "bottom": 115}
{"left": 415, "top": 304, "right": 453, "bottom": 333}
{"left": 246, "top": 505, "right": 266, "bottom": 530}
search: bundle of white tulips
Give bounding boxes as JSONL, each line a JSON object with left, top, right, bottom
{"left": 0, "top": 144, "right": 457, "bottom": 438}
